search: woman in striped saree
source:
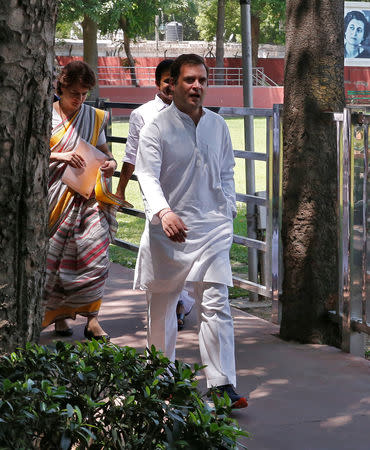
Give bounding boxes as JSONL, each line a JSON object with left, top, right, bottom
{"left": 42, "top": 60, "right": 118, "bottom": 340}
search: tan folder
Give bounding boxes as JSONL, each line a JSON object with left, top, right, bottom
{"left": 61, "top": 138, "right": 109, "bottom": 199}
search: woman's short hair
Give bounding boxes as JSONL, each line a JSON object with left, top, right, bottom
{"left": 56, "top": 60, "right": 96, "bottom": 96}
{"left": 170, "top": 54, "right": 209, "bottom": 84}
{"left": 344, "top": 10, "right": 369, "bottom": 41}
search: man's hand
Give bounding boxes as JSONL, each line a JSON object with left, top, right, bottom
{"left": 115, "top": 161, "right": 135, "bottom": 201}
{"left": 159, "top": 209, "right": 188, "bottom": 242}
{"left": 115, "top": 186, "right": 125, "bottom": 200}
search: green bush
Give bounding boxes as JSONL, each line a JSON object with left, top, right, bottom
{"left": 0, "top": 341, "right": 247, "bottom": 449}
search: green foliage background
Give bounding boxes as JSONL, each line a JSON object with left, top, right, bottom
{"left": 196, "top": 0, "right": 285, "bottom": 44}
{"left": 56, "top": 0, "right": 285, "bottom": 44}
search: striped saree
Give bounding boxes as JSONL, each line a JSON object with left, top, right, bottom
{"left": 43, "top": 104, "right": 118, "bottom": 328}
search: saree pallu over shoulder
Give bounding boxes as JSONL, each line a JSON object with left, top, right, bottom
{"left": 50, "top": 104, "right": 108, "bottom": 151}
{"left": 43, "top": 104, "right": 117, "bottom": 328}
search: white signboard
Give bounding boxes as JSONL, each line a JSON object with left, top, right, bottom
{"left": 345, "top": 1, "right": 370, "bottom": 66}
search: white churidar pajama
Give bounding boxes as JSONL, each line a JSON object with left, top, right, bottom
{"left": 146, "top": 282, "right": 236, "bottom": 388}
{"left": 135, "top": 103, "right": 237, "bottom": 388}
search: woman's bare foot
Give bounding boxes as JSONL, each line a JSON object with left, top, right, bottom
{"left": 85, "top": 317, "right": 109, "bottom": 337}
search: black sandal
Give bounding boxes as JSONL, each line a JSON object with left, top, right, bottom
{"left": 55, "top": 319, "right": 73, "bottom": 337}
{"left": 84, "top": 325, "right": 110, "bottom": 341}
{"left": 55, "top": 327, "right": 73, "bottom": 337}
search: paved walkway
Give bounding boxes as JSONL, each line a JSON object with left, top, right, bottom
{"left": 40, "top": 263, "right": 370, "bottom": 450}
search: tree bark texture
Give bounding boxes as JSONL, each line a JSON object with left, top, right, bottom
{"left": 119, "top": 16, "right": 139, "bottom": 87}
{"left": 281, "top": 0, "right": 345, "bottom": 345}
{"left": 0, "top": 0, "right": 57, "bottom": 353}
{"left": 82, "top": 15, "right": 99, "bottom": 100}
{"left": 215, "top": 0, "right": 225, "bottom": 85}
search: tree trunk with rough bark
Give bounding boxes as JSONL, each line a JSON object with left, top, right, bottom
{"left": 82, "top": 15, "right": 99, "bottom": 100}
{"left": 0, "top": 0, "right": 57, "bottom": 353}
{"left": 215, "top": 0, "right": 225, "bottom": 85}
{"left": 120, "top": 16, "right": 139, "bottom": 87}
{"left": 281, "top": 0, "right": 345, "bottom": 346}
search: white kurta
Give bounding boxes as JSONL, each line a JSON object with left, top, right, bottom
{"left": 134, "top": 103, "right": 236, "bottom": 293}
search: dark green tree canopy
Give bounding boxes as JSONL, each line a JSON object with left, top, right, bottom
{"left": 57, "top": 0, "right": 196, "bottom": 40}
{"left": 57, "top": 0, "right": 285, "bottom": 44}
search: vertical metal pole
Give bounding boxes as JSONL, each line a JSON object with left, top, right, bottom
{"left": 362, "top": 122, "right": 368, "bottom": 326}
{"left": 336, "top": 114, "right": 343, "bottom": 319}
{"left": 342, "top": 108, "right": 365, "bottom": 356}
{"left": 155, "top": 15, "right": 159, "bottom": 51}
{"left": 341, "top": 108, "right": 351, "bottom": 353}
{"left": 271, "top": 104, "right": 282, "bottom": 323}
{"left": 265, "top": 116, "right": 272, "bottom": 299}
{"left": 240, "top": 0, "right": 258, "bottom": 301}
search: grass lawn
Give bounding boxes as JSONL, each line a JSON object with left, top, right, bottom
{"left": 109, "top": 117, "right": 268, "bottom": 298}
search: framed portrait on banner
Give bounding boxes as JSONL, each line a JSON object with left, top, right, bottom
{"left": 345, "top": 2, "right": 370, "bottom": 66}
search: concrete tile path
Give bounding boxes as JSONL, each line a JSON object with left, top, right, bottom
{"left": 40, "top": 263, "right": 370, "bottom": 450}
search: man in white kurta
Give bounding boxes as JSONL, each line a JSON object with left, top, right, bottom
{"left": 116, "top": 59, "right": 195, "bottom": 326}
{"left": 134, "top": 54, "right": 247, "bottom": 408}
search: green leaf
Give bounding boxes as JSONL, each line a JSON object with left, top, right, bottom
{"left": 60, "top": 433, "right": 71, "bottom": 450}
{"left": 167, "top": 410, "right": 185, "bottom": 424}
{"left": 66, "top": 403, "right": 74, "bottom": 417}
{"left": 25, "top": 378, "right": 35, "bottom": 391}
{"left": 74, "top": 405, "right": 82, "bottom": 423}
{"left": 125, "top": 395, "right": 135, "bottom": 405}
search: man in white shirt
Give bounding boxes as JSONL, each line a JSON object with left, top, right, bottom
{"left": 116, "top": 59, "right": 174, "bottom": 202}
{"left": 116, "top": 59, "right": 195, "bottom": 329}
{"left": 134, "top": 54, "right": 248, "bottom": 409}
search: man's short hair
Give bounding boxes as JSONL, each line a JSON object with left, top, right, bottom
{"left": 170, "top": 54, "right": 209, "bottom": 84}
{"left": 155, "top": 59, "right": 174, "bottom": 86}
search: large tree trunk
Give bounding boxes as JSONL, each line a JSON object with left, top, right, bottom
{"left": 0, "top": 0, "right": 57, "bottom": 353}
{"left": 82, "top": 15, "right": 99, "bottom": 100}
{"left": 215, "top": 0, "right": 225, "bottom": 85}
{"left": 280, "top": 1, "right": 345, "bottom": 346}
{"left": 119, "top": 16, "right": 139, "bottom": 87}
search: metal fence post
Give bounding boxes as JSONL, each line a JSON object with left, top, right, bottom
{"left": 270, "top": 104, "right": 282, "bottom": 323}
{"left": 362, "top": 118, "right": 369, "bottom": 329}
{"left": 341, "top": 108, "right": 352, "bottom": 352}
{"left": 340, "top": 108, "right": 366, "bottom": 355}
{"left": 240, "top": 0, "right": 258, "bottom": 301}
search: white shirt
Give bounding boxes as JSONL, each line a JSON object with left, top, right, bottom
{"left": 124, "top": 94, "right": 169, "bottom": 165}
{"left": 134, "top": 103, "right": 236, "bottom": 292}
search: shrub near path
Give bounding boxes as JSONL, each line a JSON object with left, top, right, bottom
{"left": 0, "top": 341, "right": 247, "bottom": 449}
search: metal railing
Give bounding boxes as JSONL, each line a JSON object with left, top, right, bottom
{"left": 97, "top": 66, "right": 279, "bottom": 87}
{"left": 346, "top": 91, "right": 370, "bottom": 104}
{"left": 95, "top": 100, "right": 283, "bottom": 313}
{"left": 333, "top": 107, "right": 369, "bottom": 355}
